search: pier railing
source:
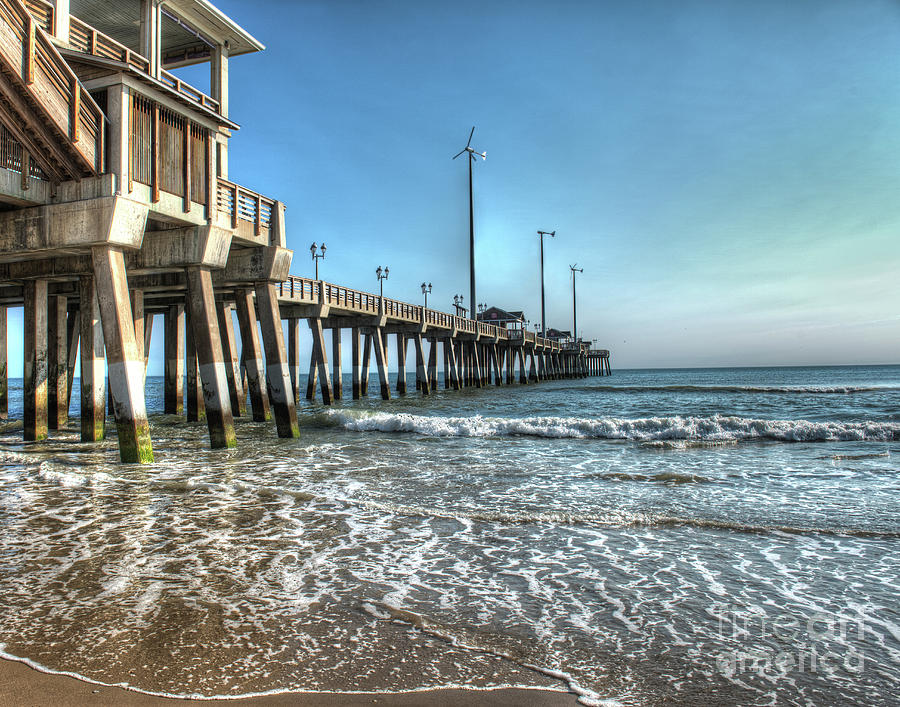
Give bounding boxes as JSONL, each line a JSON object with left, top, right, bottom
{"left": 277, "top": 275, "right": 570, "bottom": 349}
{"left": 216, "top": 178, "right": 280, "bottom": 245}
{"left": 22, "top": 0, "right": 224, "bottom": 117}
{"left": 0, "top": 0, "right": 105, "bottom": 174}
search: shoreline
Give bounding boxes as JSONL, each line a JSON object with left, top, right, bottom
{"left": 0, "top": 658, "right": 582, "bottom": 706}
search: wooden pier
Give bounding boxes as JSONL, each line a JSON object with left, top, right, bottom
{"left": 0, "top": 0, "right": 611, "bottom": 462}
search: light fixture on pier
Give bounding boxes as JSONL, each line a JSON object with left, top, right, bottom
{"left": 453, "top": 127, "right": 486, "bottom": 321}
{"left": 376, "top": 266, "right": 389, "bottom": 299}
{"left": 421, "top": 282, "right": 432, "bottom": 308}
{"left": 570, "top": 263, "right": 583, "bottom": 341}
{"left": 537, "top": 230, "right": 556, "bottom": 337}
{"left": 310, "top": 242, "right": 326, "bottom": 280}
{"left": 453, "top": 294, "right": 466, "bottom": 317}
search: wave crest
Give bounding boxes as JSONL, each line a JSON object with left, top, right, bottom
{"left": 586, "top": 384, "right": 896, "bottom": 394}
{"left": 320, "top": 410, "right": 900, "bottom": 443}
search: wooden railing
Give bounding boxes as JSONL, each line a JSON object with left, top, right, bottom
{"left": 130, "top": 93, "right": 210, "bottom": 210}
{"left": 61, "top": 13, "right": 221, "bottom": 116}
{"left": 160, "top": 69, "right": 220, "bottom": 113}
{"left": 0, "top": 123, "right": 46, "bottom": 180}
{"left": 217, "top": 178, "right": 275, "bottom": 237}
{"left": 68, "top": 15, "right": 150, "bottom": 73}
{"left": 0, "top": 0, "right": 105, "bottom": 175}
{"left": 275, "top": 275, "right": 575, "bottom": 350}
{"left": 22, "top": 0, "right": 49, "bottom": 32}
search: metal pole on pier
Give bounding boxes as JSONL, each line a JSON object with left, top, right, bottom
{"left": 453, "top": 127, "right": 486, "bottom": 320}
{"left": 537, "top": 230, "right": 555, "bottom": 336}
{"left": 570, "top": 264, "right": 582, "bottom": 341}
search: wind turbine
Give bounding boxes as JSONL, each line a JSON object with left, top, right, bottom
{"left": 570, "top": 264, "right": 583, "bottom": 341}
{"left": 453, "top": 126, "right": 486, "bottom": 320}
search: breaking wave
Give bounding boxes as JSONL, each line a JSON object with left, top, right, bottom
{"left": 319, "top": 410, "right": 900, "bottom": 443}
{"left": 585, "top": 384, "right": 897, "bottom": 394}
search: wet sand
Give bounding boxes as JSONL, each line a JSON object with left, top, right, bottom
{"left": 0, "top": 658, "right": 580, "bottom": 706}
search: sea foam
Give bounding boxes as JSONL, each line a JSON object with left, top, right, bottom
{"left": 322, "top": 410, "right": 900, "bottom": 443}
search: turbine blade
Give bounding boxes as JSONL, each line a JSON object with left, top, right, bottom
{"left": 466, "top": 126, "right": 475, "bottom": 148}
{"left": 452, "top": 148, "right": 466, "bottom": 159}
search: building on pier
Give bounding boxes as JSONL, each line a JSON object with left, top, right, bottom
{"left": 0, "top": 0, "right": 609, "bottom": 463}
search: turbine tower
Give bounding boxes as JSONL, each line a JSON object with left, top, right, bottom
{"left": 453, "top": 126, "right": 486, "bottom": 319}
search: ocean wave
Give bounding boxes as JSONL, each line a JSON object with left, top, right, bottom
{"left": 319, "top": 410, "right": 900, "bottom": 443}
{"left": 357, "top": 498, "right": 900, "bottom": 538}
{"left": 585, "top": 384, "right": 896, "bottom": 394}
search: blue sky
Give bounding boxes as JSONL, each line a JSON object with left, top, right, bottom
{"left": 8, "top": 0, "right": 900, "bottom": 374}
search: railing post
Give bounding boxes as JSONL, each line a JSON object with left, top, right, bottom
{"left": 151, "top": 102, "right": 159, "bottom": 202}
{"left": 183, "top": 120, "right": 191, "bottom": 213}
{"left": 69, "top": 77, "right": 80, "bottom": 143}
{"left": 231, "top": 185, "right": 238, "bottom": 229}
{"left": 254, "top": 194, "right": 261, "bottom": 236}
{"left": 24, "top": 15, "right": 35, "bottom": 85}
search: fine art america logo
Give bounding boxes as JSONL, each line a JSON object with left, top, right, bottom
{"left": 711, "top": 604, "right": 867, "bottom": 679}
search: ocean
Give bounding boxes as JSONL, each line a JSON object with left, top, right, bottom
{"left": 0, "top": 365, "right": 898, "bottom": 706}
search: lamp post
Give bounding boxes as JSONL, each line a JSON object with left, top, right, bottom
{"left": 570, "top": 264, "right": 583, "bottom": 341}
{"left": 453, "top": 294, "right": 466, "bottom": 317}
{"left": 376, "top": 265, "right": 389, "bottom": 302}
{"left": 537, "top": 229, "right": 555, "bottom": 337}
{"left": 421, "top": 282, "right": 432, "bottom": 308}
{"left": 310, "top": 242, "right": 326, "bottom": 279}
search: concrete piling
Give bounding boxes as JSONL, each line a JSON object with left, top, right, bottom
{"left": 186, "top": 267, "right": 237, "bottom": 448}
{"left": 24, "top": 280, "right": 48, "bottom": 441}
{"left": 218, "top": 303, "right": 247, "bottom": 417}
{"left": 0, "top": 306, "right": 7, "bottom": 419}
{"left": 308, "top": 317, "right": 333, "bottom": 406}
{"left": 235, "top": 289, "right": 271, "bottom": 421}
{"left": 91, "top": 247, "right": 153, "bottom": 463}
{"left": 47, "top": 295, "right": 67, "bottom": 430}
{"left": 256, "top": 282, "right": 300, "bottom": 438}
{"left": 351, "top": 327, "right": 362, "bottom": 400}
{"left": 372, "top": 328, "right": 391, "bottom": 400}
{"left": 79, "top": 276, "right": 105, "bottom": 442}
{"left": 164, "top": 304, "right": 184, "bottom": 415}
{"left": 332, "top": 328, "right": 343, "bottom": 400}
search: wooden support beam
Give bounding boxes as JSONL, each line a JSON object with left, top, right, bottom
{"left": 187, "top": 268, "right": 237, "bottom": 448}
{"left": 305, "top": 353, "right": 318, "bottom": 401}
{"left": 351, "top": 326, "right": 362, "bottom": 399}
{"left": 332, "top": 327, "right": 343, "bottom": 400}
{"left": 255, "top": 282, "right": 299, "bottom": 437}
{"left": 24, "top": 16, "right": 35, "bottom": 85}
{"left": 0, "top": 306, "right": 7, "bottom": 419}
{"left": 414, "top": 334, "right": 429, "bottom": 396}
{"left": 183, "top": 121, "right": 192, "bottom": 213}
{"left": 24, "top": 280, "right": 48, "bottom": 441}
{"left": 308, "top": 317, "right": 333, "bottom": 406}
{"left": 234, "top": 289, "right": 270, "bottom": 422}
{"left": 164, "top": 304, "right": 184, "bottom": 415}
{"left": 185, "top": 302, "right": 204, "bottom": 422}
{"left": 361, "top": 331, "right": 372, "bottom": 396}
{"left": 396, "top": 333, "right": 407, "bottom": 394}
{"left": 471, "top": 342, "right": 482, "bottom": 389}
{"left": 218, "top": 303, "right": 246, "bottom": 416}
{"left": 47, "top": 295, "right": 67, "bottom": 429}
{"left": 287, "top": 317, "right": 301, "bottom": 403}
{"left": 446, "top": 339, "right": 460, "bottom": 390}
{"left": 91, "top": 247, "right": 153, "bottom": 463}
{"left": 79, "top": 276, "right": 105, "bottom": 441}
{"left": 427, "top": 338, "right": 437, "bottom": 391}
{"left": 492, "top": 345, "right": 502, "bottom": 386}
{"left": 372, "top": 328, "right": 391, "bottom": 400}
{"left": 151, "top": 102, "right": 160, "bottom": 203}
{"left": 443, "top": 342, "right": 451, "bottom": 389}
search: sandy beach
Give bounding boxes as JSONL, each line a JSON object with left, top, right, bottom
{"left": 0, "top": 658, "right": 579, "bottom": 707}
